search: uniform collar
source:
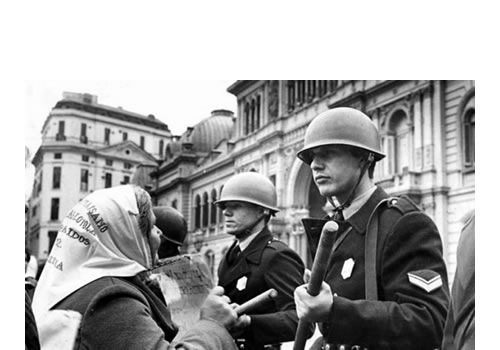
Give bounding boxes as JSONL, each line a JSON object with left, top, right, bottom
{"left": 237, "top": 228, "right": 263, "bottom": 252}
{"left": 346, "top": 186, "right": 388, "bottom": 235}
{"left": 343, "top": 185, "right": 377, "bottom": 220}
{"left": 242, "top": 227, "right": 273, "bottom": 264}
{"left": 217, "top": 227, "right": 273, "bottom": 288}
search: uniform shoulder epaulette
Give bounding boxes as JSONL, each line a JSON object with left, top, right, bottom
{"left": 266, "top": 237, "right": 285, "bottom": 249}
{"left": 386, "top": 195, "right": 421, "bottom": 214}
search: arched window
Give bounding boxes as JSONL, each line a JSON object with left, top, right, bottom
{"left": 194, "top": 195, "right": 201, "bottom": 229}
{"left": 461, "top": 95, "right": 475, "bottom": 169}
{"left": 202, "top": 192, "right": 209, "bottom": 227}
{"left": 387, "top": 110, "right": 410, "bottom": 175}
{"left": 256, "top": 95, "right": 261, "bottom": 129}
{"left": 250, "top": 99, "right": 256, "bottom": 132}
{"left": 171, "top": 199, "right": 177, "bottom": 210}
{"left": 307, "top": 81, "right": 316, "bottom": 101}
{"left": 211, "top": 189, "right": 217, "bottom": 225}
{"left": 244, "top": 102, "right": 250, "bottom": 135}
{"left": 463, "top": 110, "right": 475, "bottom": 168}
{"left": 297, "top": 81, "right": 305, "bottom": 105}
{"left": 287, "top": 81, "right": 296, "bottom": 111}
{"left": 318, "top": 80, "right": 328, "bottom": 97}
{"left": 159, "top": 140, "right": 164, "bottom": 158}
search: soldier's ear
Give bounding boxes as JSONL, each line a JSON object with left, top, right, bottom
{"left": 259, "top": 208, "right": 270, "bottom": 218}
{"left": 359, "top": 153, "right": 374, "bottom": 167}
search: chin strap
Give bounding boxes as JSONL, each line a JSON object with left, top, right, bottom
{"left": 329, "top": 153, "right": 374, "bottom": 214}
{"left": 239, "top": 212, "right": 267, "bottom": 239}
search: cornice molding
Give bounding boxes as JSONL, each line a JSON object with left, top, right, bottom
{"left": 51, "top": 100, "right": 171, "bottom": 131}
{"left": 328, "top": 91, "right": 367, "bottom": 110}
{"left": 226, "top": 80, "right": 258, "bottom": 96}
{"left": 152, "top": 177, "right": 189, "bottom": 195}
{"left": 154, "top": 154, "right": 198, "bottom": 176}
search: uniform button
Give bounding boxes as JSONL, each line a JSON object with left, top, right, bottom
{"left": 339, "top": 346, "right": 346, "bottom": 350}
{"left": 324, "top": 345, "right": 330, "bottom": 350}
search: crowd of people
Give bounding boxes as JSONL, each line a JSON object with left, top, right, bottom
{"left": 25, "top": 107, "right": 474, "bottom": 350}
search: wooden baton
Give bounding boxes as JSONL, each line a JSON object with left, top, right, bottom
{"left": 293, "top": 220, "right": 338, "bottom": 350}
{"left": 234, "top": 288, "right": 278, "bottom": 316}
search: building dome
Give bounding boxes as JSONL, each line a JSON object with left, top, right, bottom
{"left": 168, "top": 110, "right": 234, "bottom": 158}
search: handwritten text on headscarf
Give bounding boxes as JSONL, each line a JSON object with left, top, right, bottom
{"left": 46, "top": 198, "right": 110, "bottom": 271}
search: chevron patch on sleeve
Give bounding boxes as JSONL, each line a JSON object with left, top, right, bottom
{"left": 407, "top": 270, "right": 443, "bottom": 293}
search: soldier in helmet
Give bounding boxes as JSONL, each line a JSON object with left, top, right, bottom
{"left": 153, "top": 206, "right": 188, "bottom": 259}
{"left": 293, "top": 107, "right": 450, "bottom": 350}
{"left": 216, "top": 172, "right": 314, "bottom": 350}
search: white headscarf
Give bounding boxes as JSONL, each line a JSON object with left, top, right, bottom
{"left": 32, "top": 185, "right": 155, "bottom": 321}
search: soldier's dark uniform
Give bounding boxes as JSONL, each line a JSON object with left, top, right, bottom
{"left": 305, "top": 186, "right": 450, "bottom": 350}
{"left": 218, "top": 227, "right": 313, "bottom": 350}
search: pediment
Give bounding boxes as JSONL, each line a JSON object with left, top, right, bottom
{"left": 96, "top": 141, "right": 158, "bottom": 166}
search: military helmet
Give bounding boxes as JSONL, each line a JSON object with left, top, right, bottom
{"left": 153, "top": 206, "right": 187, "bottom": 246}
{"left": 215, "top": 172, "right": 279, "bottom": 213}
{"left": 297, "top": 107, "right": 385, "bottom": 164}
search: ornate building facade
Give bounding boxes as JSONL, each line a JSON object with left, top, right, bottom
{"left": 152, "top": 80, "right": 475, "bottom": 284}
{"left": 28, "top": 92, "right": 173, "bottom": 260}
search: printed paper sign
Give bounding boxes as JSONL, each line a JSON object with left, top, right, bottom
{"left": 149, "top": 254, "right": 214, "bottom": 335}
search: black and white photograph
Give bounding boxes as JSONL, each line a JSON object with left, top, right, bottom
{"left": 8, "top": 1, "right": 491, "bottom": 349}
{"left": 23, "top": 80, "right": 475, "bottom": 350}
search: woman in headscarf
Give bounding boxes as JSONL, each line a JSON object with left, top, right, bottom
{"left": 32, "top": 185, "right": 237, "bottom": 350}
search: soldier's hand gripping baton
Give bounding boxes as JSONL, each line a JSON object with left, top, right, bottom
{"left": 293, "top": 220, "right": 338, "bottom": 350}
{"left": 234, "top": 288, "right": 278, "bottom": 316}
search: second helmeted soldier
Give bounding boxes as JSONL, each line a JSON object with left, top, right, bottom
{"left": 217, "top": 172, "right": 313, "bottom": 350}
{"left": 153, "top": 206, "right": 188, "bottom": 259}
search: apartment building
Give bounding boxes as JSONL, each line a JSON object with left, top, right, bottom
{"left": 27, "top": 92, "right": 173, "bottom": 261}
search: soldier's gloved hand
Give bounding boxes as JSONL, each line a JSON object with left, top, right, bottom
{"left": 200, "top": 286, "right": 237, "bottom": 329}
{"left": 294, "top": 280, "right": 333, "bottom": 322}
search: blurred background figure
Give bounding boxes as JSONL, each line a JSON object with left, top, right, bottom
{"left": 442, "top": 209, "right": 475, "bottom": 350}
{"left": 25, "top": 203, "right": 41, "bottom": 350}
{"left": 25, "top": 247, "right": 38, "bottom": 301}
{"left": 25, "top": 201, "right": 38, "bottom": 301}
{"left": 153, "top": 206, "right": 188, "bottom": 259}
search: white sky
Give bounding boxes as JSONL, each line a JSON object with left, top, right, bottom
{"left": 24, "top": 80, "right": 237, "bottom": 156}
